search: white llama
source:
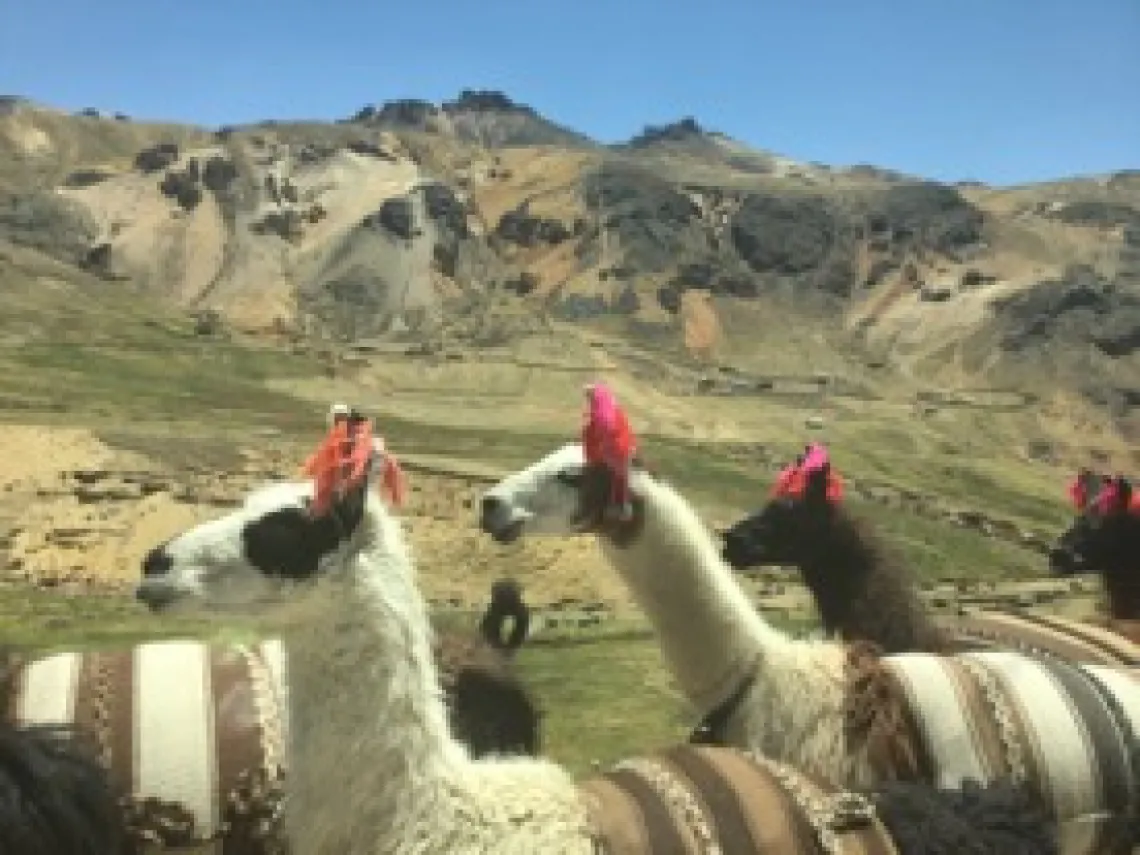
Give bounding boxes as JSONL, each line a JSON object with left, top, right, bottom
{"left": 478, "top": 443, "right": 1140, "bottom": 855}
{"left": 135, "top": 472, "right": 1057, "bottom": 855}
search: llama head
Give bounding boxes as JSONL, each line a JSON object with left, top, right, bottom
{"left": 479, "top": 443, "right": 587, "bottom": 543}
{"left": 1050, "top": 475, "right": 1138, "bottom": 577}
{"left": 136, "top": 423, "right": 383, "bottom": 613}
{"left": 721, "top": 462, "right": 841, "bottom": 569}
{"left": 478, "top": 442, "right": 648, "bottom": 544}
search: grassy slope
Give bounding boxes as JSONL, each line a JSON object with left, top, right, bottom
{"left": 0, "top": 243, "right": 1077, "bottom": 773}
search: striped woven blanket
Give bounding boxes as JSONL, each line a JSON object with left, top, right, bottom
{"left": 868, "top": 649, "right": 1139, "bottom": 855}
{"left": 584, "top": 744, "right": 897, "bottom": 855}
{"left": 5, "top": 639, "right": 288, "bottom": 854}
{"left": 943, "top": 610, "right": 1140, "bottom": 669}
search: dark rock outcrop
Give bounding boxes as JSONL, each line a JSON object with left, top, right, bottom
{"left": 731, "top": 194, "right": 840, "bottom": 276}
{"left": 1050, "top": 201, "right": 1140, "bottom": 230}
{"left": 421, "top": 183, "right": 469, "bottom": 238}
{"left": 862, "top": 182, "right": 984, "bottom": 256}
{"left": 583, "top": 164, "right": 703, "bottom": 271}
{"left": 0, "top": 192, "right": 97, "bottom": 260}
{"left": 158, "top": 169, "right": 202, "bottom": 211}
{"left": 133, "top": 143, "right": 180, "bottom": 174}
{"left": 625, "top": 117, "right": 706, "bottom": 148}
{"left": 362, "top": 197, "right": 417, "bottom": 240}
{"left": 495, "top": 208, "right": 570, "bottom": 247}
{"left": 992, "top": 264, "right": 1140, "bottom": 356}
{"left": 202, "top": 156, "right": 239, "bottom": 197}
{"left": 62, "top": 170, "right": 113, "bottom": 188}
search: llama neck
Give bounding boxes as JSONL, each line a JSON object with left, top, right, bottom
{"left": 600, "top": 472, "right": 791, "bottom": 713}
{"left": 282, "top": 502, "right": 464, "bottom": 844}
{"left": 1101, "top": 542, "right": 1140, "bottom": 620}
{"left": 798, "top": 514, "right": 948, "bottom": 654}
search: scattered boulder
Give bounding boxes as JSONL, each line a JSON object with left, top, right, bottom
{"left": 495, "top": 207, "right": 570, "bottom": 247}
{"left": 421, "top": 183, "right": 469, "bottom": 238}
{"left": 919, "top": 281, "right": 955, "bottom": 302}
{"left": 191, "top": 309, "right": 224, "bottom": 337}
{"left": 202, "top": 156, "right": 239, "bottom": 197}
{"left": 959, "top": 268, "right": 996, "bottom": 290}
{"left": 362, "top": 197, "right": 417, "bottom": 239}
{"left": 346, "top": 139, "right": 395, "bottom": 160}
{"left": 133, "top": 143, "right": 180, "bottom": 174}
{"left": 79, "top": 242, "right": 114, "bottom": 276}
{"left": 613, "top": 285, "right": 640, "bottom": 314}
{"left": 158, "top": 169, "right": 202, "bottom": 211}
{"left": 251, "top": 209, "right": 305, "bottom": 242}
{"left": 63, "top": 169, "right": 113, "bottom": 188}
{"left": 657, "top": 283, "right": 683, "bottom": 313}
{"left": 554, "top": 294, "right": 609, "bottom": 320}
{"left": 504, "top": 272, "right": 539, "bottom": 296}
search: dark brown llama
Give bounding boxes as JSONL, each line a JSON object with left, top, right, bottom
{"left": 1051, "top": 472, "right": 1140, "bottom": 645}
{"left": 722, "top": 454, "right": 1140, "bottom": 667}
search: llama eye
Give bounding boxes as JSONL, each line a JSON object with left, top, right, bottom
{"left": 556, "top": 469, "right": 581, "bottom": 487}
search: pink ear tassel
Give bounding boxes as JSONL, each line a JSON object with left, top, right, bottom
{"left": 801, "top": 443, "right": 830, "bottom": 472}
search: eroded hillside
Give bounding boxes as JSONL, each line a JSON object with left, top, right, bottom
{"left": 2, "top": 92, "right": 1137, "bottom": 447}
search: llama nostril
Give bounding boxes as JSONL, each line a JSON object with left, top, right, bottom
{"left": 480, "top": 496, "right": 506, "bottom": 526}
{"left": 142, "top": 547, "right": 173, "bottom": 578}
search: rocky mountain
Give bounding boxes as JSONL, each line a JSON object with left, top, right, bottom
{"left": 1, "top": 92, "right": 1137, "bottom": 441}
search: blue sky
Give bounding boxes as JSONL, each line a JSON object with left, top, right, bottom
{"left": 2, "top": 0, "right": 1135, "bottom": 185}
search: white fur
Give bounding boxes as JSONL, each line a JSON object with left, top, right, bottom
{"left": 480, "top": 444, "right": 872, "bottom": 787}
{"left": 141, "top": 489, "right": 597, "bottom": 853}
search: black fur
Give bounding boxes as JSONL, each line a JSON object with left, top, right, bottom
{"left": 1051, "top": 475, "right": 1140, "bottom": 621}
{"left": 240, "top": 485, "right": 367, "bottom": 581}
{"left": 0, "top": 722, "right": 129, "bottom": 855}
{"left": 875, "top": 779, "right": 1059, "bottom": 855}
{"left": 479, "top": 578, "right": 531, "bottom": 654}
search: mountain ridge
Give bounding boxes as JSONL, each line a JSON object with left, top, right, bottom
{"left": 1, "top": 90, "right": 1137, "bottom": 447}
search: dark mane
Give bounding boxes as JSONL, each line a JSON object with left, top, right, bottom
{"left": 1053, "top": 473, "right": 1140, "bottom": 626}
{"left": 0, "top": 722, "right": 130, "bottom": 855}
{"left": 799, "top": 507, "right": 952, "bottom": 654}
{"left": 722, "top": 460, "right": 951, "bottom": 655}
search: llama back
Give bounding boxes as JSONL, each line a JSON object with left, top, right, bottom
{"left": 582, "top": 744, "right": 895, "bottom": 854}
{"left": 877, "top": 649, "right": 1139, "bottom": 855}
{"left": 943, "top": 610, "right": 1140, "bottom": 669}
{"left": 6, "top": 639, "right": 287, "bottom": 851}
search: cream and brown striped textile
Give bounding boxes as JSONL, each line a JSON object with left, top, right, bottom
{"left": 5, "top": 639, "right": 288, "bottom": 853}
{"left": 880, "top": 649, "right": 1139, "bottom": 855}
{"left": 943, "top": 610, "right": 1140, "bottom": 670}
{"left": 583, "top": 744, "right": 898, "bottom": 855}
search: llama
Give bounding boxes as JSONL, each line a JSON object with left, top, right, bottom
{"left": 479, "top": 578, "right": 531, "bottom": 654}
{"left": 480, "top": 440, "right": 1140, "bottom": 854}
{"left": 133, "top": 454, "right": 1056, "bottom": 854}
{"left": 720, "top": 456, "right": 1140, "bottom": 667}
{"left": 1051, "top": 473, "right": 1140, "bottom": 644}
{"left": 2, "top": 580, "right": 538, "bottom": 852}
{"left": 0, "top": 720, "right": 130, "bottom": 855}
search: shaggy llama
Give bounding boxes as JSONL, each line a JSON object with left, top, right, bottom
{"left": 720, "top": 455, "right": 1140, "bottom": 668}
{"left": 480, "top": 439, "right": 1140, "bottom": 855}
{"left": 1051, "top": 472, "right": 1140, "bottom": 645}
{"left": 2, "top": 579, "right": 538, "bottom": 853}
{"left": 134, "top": 441, "right": 1056, "bottom": 854}
{"left": 0, "top": 720, "right": 130, "bottom": 855}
